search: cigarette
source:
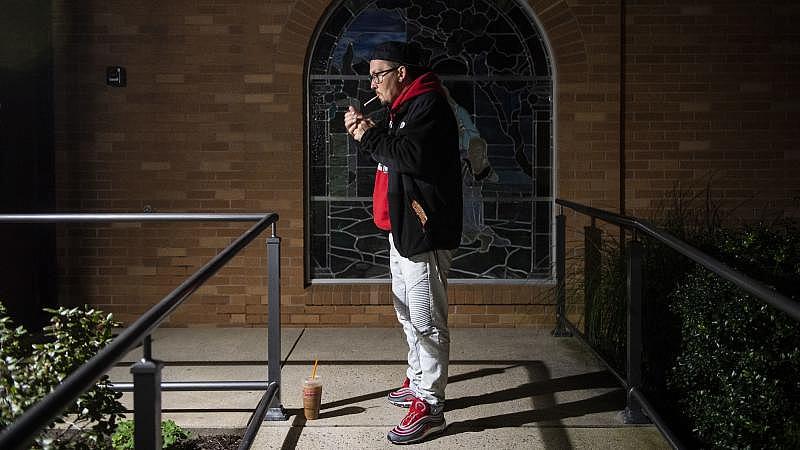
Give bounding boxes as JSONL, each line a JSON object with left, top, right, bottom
{"left": 363, "top": 95, "right": 379, "bottom": 107}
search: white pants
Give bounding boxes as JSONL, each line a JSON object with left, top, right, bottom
{"left": 389, "top": 233, "right": 452, "bottom": 407}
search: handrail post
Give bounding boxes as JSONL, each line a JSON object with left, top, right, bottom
{"left": 0, "top": 213, "right": 280, "bottom": 450}
{"left": 624, "top": 238, "right": 648, "bottom": 423}
{"left": 585, "top": 222, "right": 602, "bottom": 341}
{"left": 265, "top": 227, "right": 287, "bottom": 420}
{"left": 131, "top": 335, "right": 164, "bottom": 448}
{"left": 552, "top": 212, "right": 571, "bottom": 337}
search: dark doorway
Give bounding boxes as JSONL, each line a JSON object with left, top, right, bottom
{"left": 0, "top": 0, "right": 57, "bottom": 330}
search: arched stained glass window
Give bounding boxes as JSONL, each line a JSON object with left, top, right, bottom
{"left": 306, "top": 0, "right": 553, "bottom": 282}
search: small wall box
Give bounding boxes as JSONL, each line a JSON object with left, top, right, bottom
{"left": 106, "top": 66, "right": 126, "bottom": 87}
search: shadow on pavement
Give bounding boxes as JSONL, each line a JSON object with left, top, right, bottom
{"left": 280, "top": 362, "right": 622, "bottom": 450}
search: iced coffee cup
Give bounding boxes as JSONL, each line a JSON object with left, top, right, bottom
{"left": 303, "top": 377, "right": 323, "bottom": 420}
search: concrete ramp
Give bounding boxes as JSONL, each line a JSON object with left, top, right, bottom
{"left": 110, "top": 328, "right": 668, "bottom": 449}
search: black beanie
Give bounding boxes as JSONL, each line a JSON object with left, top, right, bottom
{"left": 369, "top": 41, "right": 422, "bottom": 66}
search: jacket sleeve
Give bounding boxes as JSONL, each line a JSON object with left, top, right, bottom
{"left": 359, "top": 94, "right": 451, "bottom": 180}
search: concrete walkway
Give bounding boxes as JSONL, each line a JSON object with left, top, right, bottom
{"left": 110, "top": 328, "right": 668, "bottom": 449}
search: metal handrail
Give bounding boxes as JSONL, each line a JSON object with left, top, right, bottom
{"left": 238, "top": 383, "right": 279, "bottom": 450}
{"left": 554, "top": 199, "right": 799, "bottom": 450}
{"left": 556, "top": 198, "right": 799, "bottom": 321}
{"left": 0, "top": 213, "right": 268, "bottom": 223}
{"left": 0, "top": 213, "right": 279, "bottom": 450}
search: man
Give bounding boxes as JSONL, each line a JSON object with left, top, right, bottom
{"left": 344, "top": 41, "right": 462, "bottom": 444}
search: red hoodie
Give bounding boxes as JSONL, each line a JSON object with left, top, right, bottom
{"left": 372, "top": 72, "right": 445, "bottom": 230}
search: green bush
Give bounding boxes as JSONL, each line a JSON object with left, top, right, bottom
{"left": 577, "top": 183, "right": 800, "bottom": 447}
{"left": 668, "top": 223, "right": 800, "bottom": 448}
{"left": 713, "top": 220, "right": 800, "bottom": 296}
{"left": 581, "top": 183, "right": 722, "bottom": 378}
{"left": 111, "top": 419, "right": 190, "bottom": 450}
{"left": 0, "top": 303, "right": 125, "bottom": 449}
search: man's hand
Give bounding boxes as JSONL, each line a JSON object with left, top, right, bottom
{"left": 344, "top": 106, "right": 375, "bottom": 142}
{"left": 344, "top": 106, "right": 363, "bottom": 135}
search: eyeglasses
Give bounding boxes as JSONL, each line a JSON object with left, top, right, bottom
{"left": 369, "top": 67, "right": 400, "bottom": 84}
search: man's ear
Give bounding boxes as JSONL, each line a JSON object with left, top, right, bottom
{"left": 397, "top": 65, "right": 407, "bottom": 83}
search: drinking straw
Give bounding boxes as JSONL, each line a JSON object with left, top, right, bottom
{"left": 311, "top": 359, "right": 318, "bottom": 379}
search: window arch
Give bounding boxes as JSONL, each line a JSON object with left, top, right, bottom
{"left": 306, "top": 0, "right": 554, "bottom": 282}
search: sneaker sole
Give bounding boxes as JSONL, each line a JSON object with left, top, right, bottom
{"left": 387, "top": 398, "right": 413, "bottom": 408}
{"left": 387, "top": 419, "right": 447, "bottom": 445}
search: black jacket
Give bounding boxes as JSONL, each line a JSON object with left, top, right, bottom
{"left": 361, "top": 90, "right": 463, "bottom": 257}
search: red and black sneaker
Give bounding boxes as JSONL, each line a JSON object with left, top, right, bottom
{"left": 387, "top": 377, "right": 415, "bottom": 408}
{"left": 387, "top": 397, "right": 446, "bottom": 445}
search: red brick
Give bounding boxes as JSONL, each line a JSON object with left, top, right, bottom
{"left": 51, "top": 1, "right": 799, "bottom": 328}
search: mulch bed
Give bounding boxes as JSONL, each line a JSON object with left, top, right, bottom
{"left": 175, "top": 434, "right": 241, "bottom": 450}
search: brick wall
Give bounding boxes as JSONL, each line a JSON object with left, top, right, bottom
{"left": 53, "top": 0, "right": 298, "bottom": 326}
{"left": 625, "top": 1, "right": 800, "bottom": 218}
{"left": 51, "top": 1, "right": 799, "bottom": 327}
